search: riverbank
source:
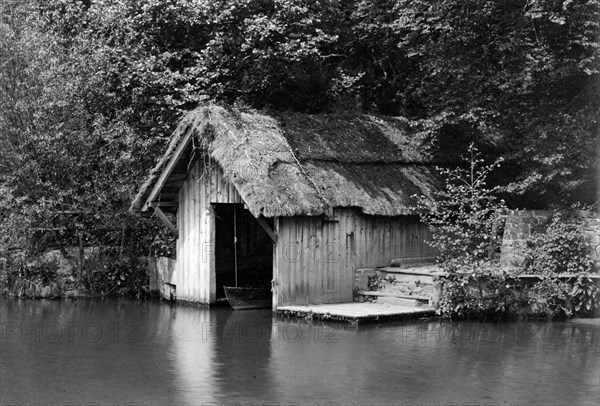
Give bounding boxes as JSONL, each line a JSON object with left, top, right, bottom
{"left": 0, "top": 265, "right": 84, "bottom": 299}
{"left": 3, "top": 253, "right": 599, "bottom": 322}
{"left": 0, "top": 249, "right": 153, "bottom": 300}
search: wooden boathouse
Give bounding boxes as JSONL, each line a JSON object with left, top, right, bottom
{"left": 131, "top": 106, "right": 440, "bottom": 309}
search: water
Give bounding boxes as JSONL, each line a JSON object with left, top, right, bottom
{"left": 1, "top": 298, "right": 599, "bottom": 406}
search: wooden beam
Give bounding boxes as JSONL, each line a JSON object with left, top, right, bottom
{"left": 272, "top": 217, "right": 279, "bottom": 311}
{"left": 153, "top": 206, "right": 178, "bottom": 238}
{"left": 142, "top": 131, "right": 195, "bottom": 211}
{"left": 256, "top": 215, "right": 277, "bottom": 244}
{"left": 151, "top": 202, "right": 178, "bottom": 207}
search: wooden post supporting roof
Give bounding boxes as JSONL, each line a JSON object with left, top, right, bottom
{"left": 256, "top": 215, "right": 277, "bottom": 244}
{"left": 152, "top": 205, "right": 178, "bottom": 238}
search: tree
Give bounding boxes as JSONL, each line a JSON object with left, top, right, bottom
{"left": 39, "top": 1, "right": 600, "bottom": 208}
{"left": 0, "top": 0, "right": 165, "bottom": 256}
{"left": 1, "top": 0, "right": 597, "bottom": 260}
{"left": 414, "top": 144, "right": 507, "bottom": 271}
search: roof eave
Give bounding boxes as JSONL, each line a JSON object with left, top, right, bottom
{"left": 141, "top": 129, "right": 194, "bottom": 212}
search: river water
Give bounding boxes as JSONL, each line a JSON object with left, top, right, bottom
{"left": 1, "top": 298, "right": 598, "bottom": 406}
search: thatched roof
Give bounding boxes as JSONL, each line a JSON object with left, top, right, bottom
{"left": 131, "top": 105, "right": 442, "bottom": 218}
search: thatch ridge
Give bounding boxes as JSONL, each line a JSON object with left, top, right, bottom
{"left": 131, "top": 105, "right": 441, "bottom": 217}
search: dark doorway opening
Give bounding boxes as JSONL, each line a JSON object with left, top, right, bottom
{"left": 213, "top": 203, "right": 273, "bottom": 299}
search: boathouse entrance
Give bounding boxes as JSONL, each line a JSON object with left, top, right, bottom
{"left": 213, "top": 203, "right": 273, "bottom": 299}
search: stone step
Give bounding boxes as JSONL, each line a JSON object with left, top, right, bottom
{"left": 358, "top": 290, "right": 432, "bottom": 307}
{"left": 359, "top": 295, "right": 429, "bottom": 307}
{"left": 359, "top": 290, "right": 430, "bottom": 302}
{"left": 388, "top": 256, "right": 436, "bottom": 268}
{"left": 377, "top": 281, "right": 433, "bottom": 295}
{"left": 377, "top": 266, "right": 439, "bottom": 284}
{"left": 375, "top": 297, "right": 433, "bottom": 307}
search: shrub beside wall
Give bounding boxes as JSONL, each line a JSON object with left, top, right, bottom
{"left": 500, "top": 210, "right": 600, "bottom": 271}
{"left": 437, "top": 209, "right": 600, "bottom": 320}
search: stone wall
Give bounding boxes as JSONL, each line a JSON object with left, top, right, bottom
{"left": 500, "top": 210, "right": 600, "bottom": 269}
{"left": 354, "top": 267, "right": 376, "bottom": 292}
{"left": 580, "top": 212, "right": 600, "bottom": 267}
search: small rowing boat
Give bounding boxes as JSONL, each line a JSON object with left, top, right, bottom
{"left": 223, "top": 286, "right": 271, "bottom": 310}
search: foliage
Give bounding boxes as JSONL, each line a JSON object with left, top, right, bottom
{"left": 0, "top": 0, "right": 597, "bottom": 297}
{"left": 414, "top": 143, "right": 507, "bottom": 271}
{"left": 0, "top": 255, "right": 61, "bottom": 298}
{"left": 438, "top": 266, "right": 531, "bottom": 320}
{"left": 367, "top": 273, "right": 397, "bottom": 291}
{"left": 570, "top": 274, "right": 600, "bottom": 316}
{"left": 528, "top": 277, "right": 573, "bottom": 319}
{"left": 525, "top": 210, "right": 596, "bottom": 275}
{"left": 355, "top": 0, "right": 599, "bottom": 206}
{"left": 521, "top": 209, "right": 599, "bottom": 318}
{"left": 0, "top": 247, "right": 152, "bottom": 299}
{"left": 4, "top": 0, "right": 593, "bottom": 205}
{"left": 415, "top": 145, "right": 599, "bottom": 320}
{"left": 437, "top": 266, "right": 599, "bottom": 320}
{"left": 0, "top": 0, "right": 176, "bottom": 261}
{"left": 85, "top": 257, "right": 149, "bottom": 298}
{"left": 439, "top": 269, "right": 600, "bottom": 320}
{"left": 414, "top": 144, "right": 535, "bottom": 319}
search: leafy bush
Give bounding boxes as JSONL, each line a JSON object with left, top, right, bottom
{"left": 414, "top": 143, "right": 507, "bottom": 272}
{"left": 525, "top": 211, "right": 595, "bottom": 275}
{"left": 438, "top": 266, "right": 530, "bottom": 320}
{"left": 527, "top": 277, "right": 573, "bottom": 319}
{"left": 440, "top": 270, "right": 599, "bottom": 320}
{"left": 85, "top": 257, "right": 149, "bottom": 298}
{"left": 521, "top": 210, "right": 600, "bottom": 318}
{"left": 414, "top": 144, "right": 520, "bottom": 319}
{"left": 414, "top": 144, "right": 600, "bottom": 320}
{"left": 570, "top": 274, "right": 600, "bottom": 317}
{"left": 367, "top": 273, "right": 397, "bottom": 291}
{"left": 0, "top": 254, "right": 60, "bottom": 298}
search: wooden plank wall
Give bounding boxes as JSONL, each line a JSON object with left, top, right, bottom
{"left": 175, "top": 158, "right": 434, "bottom": 307}
{"left": 175, "top": 159, "right": 243, "bottom": 304}
{"left": 275, "top": 208, "right": 435, "bottom": 307}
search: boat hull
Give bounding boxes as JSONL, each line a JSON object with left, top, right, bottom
{"left": 223, "top": 287, "right": 272, "bottom": 310}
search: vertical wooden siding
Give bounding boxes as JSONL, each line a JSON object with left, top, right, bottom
{"left": 175, "top": 160, "right": 434, "bottom": 307}
{"left": 275, "top": 208, "right": 435, "bottom": 307}
{"left": 176, "top": 159, "right": 243, "bottom": 304}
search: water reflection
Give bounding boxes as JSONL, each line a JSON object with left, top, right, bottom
{"left": 1, "top": 299, "right": 598, "bottom": 405}
{"left": 168, "top": 305, "right": 217, "bottom": 404}
{"left": 0, "top": 298, "right": 181, "bottom": 405}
